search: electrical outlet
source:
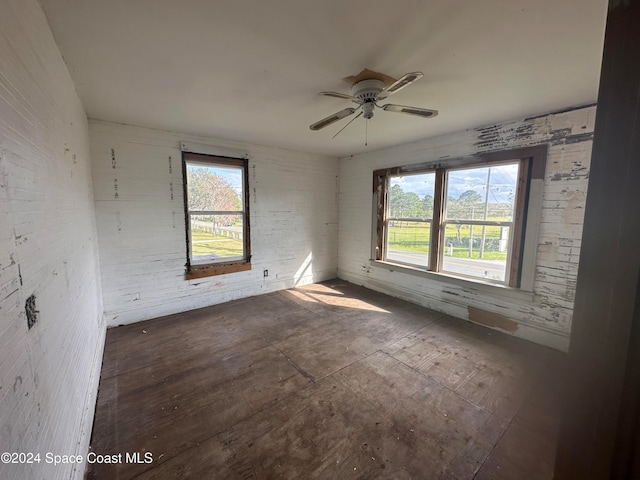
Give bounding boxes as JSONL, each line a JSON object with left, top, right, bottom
{"left": 263, "top": 269, "right": 269, "bottom": 277}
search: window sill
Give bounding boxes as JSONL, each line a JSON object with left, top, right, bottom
{"left": 369, "top": 259, "right": 535, "bottom": 302}
{"left": 185, "top": 261, "right": 251, "bottom": 280}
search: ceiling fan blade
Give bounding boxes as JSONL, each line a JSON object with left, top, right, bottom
{"left": 309, "top": 108, "right": 357, "bottom": 131}
{"left": 377, "top": 72, "right": 424, "bottom": 99}
{"left": 319, "top": 91, "right": 359, "bottom": 102}
{"left": 381, "top": 104, "right": 438, "bottom": 118}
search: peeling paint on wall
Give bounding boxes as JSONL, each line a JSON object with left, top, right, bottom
{"left": 25, "top": 295, "right": 37, "bottom": 329}
{"left": 339, "top": 105, "right": 596, "bottom": 351}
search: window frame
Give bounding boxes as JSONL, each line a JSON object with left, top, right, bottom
{"left": 373, "top": 146, "right": 546, "bottom": 289}
{"left": 384, "top": 171, "right": 436, "bottom": 270}
{"left": 182, "top": 152, "right": 251, "bottom": 279}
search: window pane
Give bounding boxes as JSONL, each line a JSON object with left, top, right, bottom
{"left": 186, "top": 163, "right": 243, "bottom": 212}
{"left": 386, "top": 173, "right": 434, "bottom": 268}
{"left": 445, "top": 163, "right": 519, "bottom": 222}
{"left": 389, "top": 172, "right": 435, "bottom": 219}
{"left": 386, "top": 220, "right": 431, "bottom": 267}
{"left": 441, "top": 225, "right": 511, "bottom": 282}
{"left": 190, "top": 214, "right": 244, "bottom": 263}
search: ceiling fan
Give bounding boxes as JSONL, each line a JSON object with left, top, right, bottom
{"left": 309, "top": 71, "right": 438, "bottom": 136}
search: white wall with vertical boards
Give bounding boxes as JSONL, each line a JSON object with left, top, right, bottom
{"left": 338, "top": 106, "right": 596, "bottom": 351}
{"left": 0, "top": 1, "right": 105, "bottom": 479}
{"left": 89, "top": 120, "right": 339, "bottom": 326}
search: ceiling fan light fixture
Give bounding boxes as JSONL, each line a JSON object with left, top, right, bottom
{"left": 362, "top": 102, "right": 375, "bottom": 119}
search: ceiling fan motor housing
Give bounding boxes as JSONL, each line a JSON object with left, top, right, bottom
{"left": 351, "top": 79, "right": 385, "bottom": 119}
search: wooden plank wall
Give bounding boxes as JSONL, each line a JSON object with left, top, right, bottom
{"left": 338, "top": 106, "right": 597, "bottom": 351}
{"left": 89, "top": 121, "right": 339, "bottom": 326}
{"left": 0, "top": 1, "right": 105, "bottom": 479}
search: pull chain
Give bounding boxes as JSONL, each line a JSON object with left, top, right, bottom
{"left": 365, "top": 119, "right": 368, "bottom": 147}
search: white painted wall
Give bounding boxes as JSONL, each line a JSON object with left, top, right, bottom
{"left": 0, "top": 1, "right": 104, "bottom": 479}
{"left": 90, "top": 121, "right": 338, "bottom": 326}
{"left": 338, "top": 106, "right": 596, "bottom": 351}
{"left": 0, "top": 2, "right": 598, "bottom": 477}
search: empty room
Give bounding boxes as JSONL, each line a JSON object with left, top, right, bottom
{"left": 2, "top": 0, "right": 640, "bottom": 479}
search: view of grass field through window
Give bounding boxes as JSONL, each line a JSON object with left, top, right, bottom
{"left": 386, "top": 172, "right": 434, "bottom": 267}
{"left": 186, "top": 163, "right": 244, "bottom": 263}
{"left": 386, "top": 162, "right": 518, "bottom": 282}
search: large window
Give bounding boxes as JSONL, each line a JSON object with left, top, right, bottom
{"left": 373, "top": 147, "right": 546, "bottom": 288}
{"left": 182, "top": 152, "right": 251, "bottom": 279}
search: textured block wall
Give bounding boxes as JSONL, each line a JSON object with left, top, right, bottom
{"left": 90, "top": 121, "right": 339, "bottom": 326}
{"left": 0, "top": 1, "right": 104, "bottom": 479}
{"left": 338, "top": 106, "right": 596, "bottom": 351}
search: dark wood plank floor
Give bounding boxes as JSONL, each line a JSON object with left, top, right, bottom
{"left": 87, "top": 280, "right": 566, "bottom": 479}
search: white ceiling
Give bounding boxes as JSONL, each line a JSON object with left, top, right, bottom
{"left": 40, "top": 0, "right": 608, "bottom": 157}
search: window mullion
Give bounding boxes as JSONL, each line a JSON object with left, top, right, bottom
{"left": 430, "top": 168, "right": 445, "bottom": 271}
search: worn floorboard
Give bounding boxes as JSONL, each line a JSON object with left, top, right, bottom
{"left": 87, "top": 280, "right": 565, "bottom": 479}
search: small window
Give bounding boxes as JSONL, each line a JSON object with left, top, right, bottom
{"left": 182, "top": 153, "right": 251, "bottom": 279}
{"left": 374, "top": 147, "right": 546, "bottom": 288}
